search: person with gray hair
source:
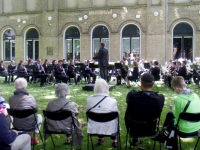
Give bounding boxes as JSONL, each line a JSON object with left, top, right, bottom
{"left": 9, "top": 78, "right": 43, "bottom": 145}
{"left": 46, "top": 83, "right": 84, "bottom": 147}
{"left": 86, "top": 79, "right": 119, "bottom": 147}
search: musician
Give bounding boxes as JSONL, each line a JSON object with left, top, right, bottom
{"left": 165, "top": 61, "right": 176, "bottom": 88}
{"left": 93, "top": 42, "right": 108, "bottom": 81}
{"left": 126, "top": 61, "right": 139, "bottom": 88}
{"left": 151, "top": 61, "right": 160, "bottom": 81}
{"left": 52, "top": 59, "right": 58, "bottom": 70}
{"left": 33, "top": 58, "right": 46, "bottom": 87}
{"left": 116, "top": 60, "right": 128, "bottom": 85}
{"left": 43, "top": 59, "right": 53, "bottom": 83}
{"left": 62, "top": 59, "right": 68, "bottom": 74}
{"left": 176, "top": 61, "right": 187, "bottom": 79}
{"left": 84, "top": 60, "right": 96, "bottom": 84}
{"left": 0, "top": 60, "right": 8, "bottom": 83}
{"left": 68, "top": 60, "right": 80, "bottom": 85}
{"left": 26, "top": 59, "right": 34, "bottom": 82}
{"left": 8, "top": 60, "right": 16, "bottom": 82}
{"left": 17, "top": 60, "right": 29, "bottom": 82}
{"left": 54, "top": 60, "right": 69, "bottom": 83}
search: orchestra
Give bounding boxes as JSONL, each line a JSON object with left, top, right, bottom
{"left": 0, "top": 56, "right": 199, "bottom": 89}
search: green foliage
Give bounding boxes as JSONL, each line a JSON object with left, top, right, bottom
{"left": 1, "top": 79, "right": 200, "bottom": 150}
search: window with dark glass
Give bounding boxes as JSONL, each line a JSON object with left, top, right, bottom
{"left": 3, "top": 29, "right": 15, "bottom": 61}
{"left": 65, "top": 27, "right": 80, "bottom": 61}
{"left": 25, "top": 28, "right": 39, "bottom": 60}
{"left": 92, "top": 25, "right": 109, "bottom": 56}
{"left": 173, "top": 23, "right": 193, "bottom": 60}
{"left": 122, "top": 24, "right": 140, "bottom": 61}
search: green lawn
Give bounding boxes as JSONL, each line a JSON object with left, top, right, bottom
{"left": 1, "top": 78, "right": 200, "bottom": 150}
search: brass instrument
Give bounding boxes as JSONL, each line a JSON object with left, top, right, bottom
{"left": 173, "top": 70, "right": 178, "bottom": 77}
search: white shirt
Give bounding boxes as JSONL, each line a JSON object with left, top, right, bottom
{"left": 86, "top": 93, "right": 119, "bottom": 135}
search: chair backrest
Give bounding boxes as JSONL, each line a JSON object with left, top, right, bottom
{"left": 179, "top": 112, "right": 200, "bottom": 123}
{"left": 127, "top": 116, "right": 160, "bottom": 137}
{"left": 7, "top": 108, "right": 34, "bottom": 119}
{"left": 86, "top": 111, "right": 118, "bottom": 123}
{"left": 43, "top": 110, "right": 72, "bottom": 121}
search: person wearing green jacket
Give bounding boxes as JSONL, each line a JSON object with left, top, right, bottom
{"left": 163, "top": 76, "right": 200, "bottom": 150}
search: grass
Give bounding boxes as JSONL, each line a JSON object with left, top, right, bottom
{"left": 1, "top": 78, "right": 200, "bottom": 150}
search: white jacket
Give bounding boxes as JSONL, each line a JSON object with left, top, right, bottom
{"left": 86, "top": 93, "right": 119, "bottom": 135}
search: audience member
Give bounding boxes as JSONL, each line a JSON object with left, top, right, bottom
{"left": 0, "top": 89, "right": 31, "bottom": 150}
{"left": 9, "top": 78, "right": 43, "bottom": 145}
{"left": 125, "top": 73, "right": 165, "bottom": 145}
{"left": 46, "top": 83, "right": 83, "bottom": 147}
{"left": 162, "top": 76, "right": 200, "bottom": 150}
{"left": 86, "top": 79, "right": 119, "bottom": 147}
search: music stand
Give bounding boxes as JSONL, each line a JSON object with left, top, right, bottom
{"left": 89, "top": 63, "right": 99, "bottom": 68}
{"left": 144, "top": 63, "right": 150, "bottom": 69}
{"left": 115, "top": 63, "right": 122, "bottom": 69}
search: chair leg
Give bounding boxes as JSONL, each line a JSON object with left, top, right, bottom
{"left": 159, "top": 141, "right": 162, "bottom": 150}
{"left": 153, "top": 141, "right": 156, "bottom": 150}
{"left": 125, "top": 131, "right": 128, "bottom": 150}
{"left": 87, "top": 134, "right": 89, "bottom": 150}
{"left": 194, "top": 137, "right": 200, "bottom": 150}
{"left": 90, "top": 135, "right": 94, "bottom": 150}
{"left": 50, "top": 134, "right": 56, "bottom": 148}
{"left": 118, "top": 131, "right": 121, "bottom": 150}
{"left": 179, "top": 136, "right": 182, "bottom": 150}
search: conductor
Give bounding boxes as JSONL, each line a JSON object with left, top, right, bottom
{"left": 93, "top": 42, "right": 108, "bottom": 81}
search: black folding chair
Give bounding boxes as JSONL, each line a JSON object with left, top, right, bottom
{"left": 43, "top": 110, "right": 75, "bottom": 150}
{"left": 125, "top": 116, "right": 161, "bottom": 150}
{"left": 86, "top": 111, "right": 121, "bottom": 150}
{"left": 7, "top": 108, "right": 44, "bottom": 150}
{"left": 176, "top": 112, "right": 200, "bottom": 150}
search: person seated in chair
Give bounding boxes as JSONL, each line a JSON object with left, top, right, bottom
{"left": 43, "top": 59, "right": 53, "bottom": 83}
{"left": 0, "top": 97, "right": 31, "bottom": 150}
{"left": 150, "top": 60, "right": 160, "bottom": 81}
{"left": 84, "top": 60, "right": 96, "bottom": 84}
{"left": 0, "top": 60, "right": 8, "bottom": 83}
{"left": 33, "top": 58, "right": 46, "bottom": 87}
{"left": 126, "top": 61, "right": 139, "bottom": 88}
{"left": 54, "top": 60, "right": 69, "bottom": 83}
{"left": 46, "top": 83, "right": 84, "bottom": 147}
{"left": 8, "top": 60, "right": 17, "bottom": 83}
{"left": 68, "top": 60, "right": 80, "bottom": 85}
{"left": 86, "top": 79, "right": 119, "bottom": 147}
{"left": 116, "top": 60, "right": 128, "bottom": 85}
{"left": 17, "top": 60, "right": 29, "bottom": 82}
{"left": 125, "top": 73, "right": 165, "bottom": 146}
{"left": 176, "top": 61, "right": 187, "bottom": 79}
{"left": 161, "top": 76, "right": 200, "bottom": 150}
{"left": 9, "top": 78, "right": 43, "bottom": 145}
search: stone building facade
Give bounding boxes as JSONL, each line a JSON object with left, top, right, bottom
{"left": 0, "top": 0, "right": 200, "bottom": 64}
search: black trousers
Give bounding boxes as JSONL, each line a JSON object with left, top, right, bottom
{"left": 34, "top": 74, "right": 46, "bottom": 86}
{"left": 0, "top": 74, "right": 8, "bottom": 82}
{"left": 84, "top": 73, "right": 96, "bottom": 83}
{"left": 99, "top": 66, "right": 107, "bottom": 81}
{"left": 56, "top": 75, "right": 69, "bottom": 83}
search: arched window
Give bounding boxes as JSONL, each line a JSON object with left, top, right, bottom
{"left": 3, "top": 29, "right": 15, "bottom": 61}
{"left": 122, "top": 24, "right": 140, "bottom": 61}
{"left": 64, "top": 27, "right": 80, "bottom": 61}
{"left": 25, "top": 28, "right": 39, "bottom": 60}
{"left": 173, "top": 23, "right": 193, "bottom": 60}
{"left": 92, "top": 25, "right": 109, "bottom": 56}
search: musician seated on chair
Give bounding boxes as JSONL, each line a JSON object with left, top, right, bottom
{"left": 9, "top": 78, "right": 43, "bottom": 145}
{"left": 0, "top": 60, "right": 8, "bottom": 83}
{"left": 8, "top": 60, "right": 17, "bottom": 83}
{"left": 125, "top": 73, "right": 165, "bottom": 146}
{"left": 0, "top": 96, "right": 31, "bottom": 150}
{"left": 43, "top": 59, "right": 53, "bottom": 83}
{"left": 164, "top": 61, "right": 176, "bottom": 88}
{"left": 54, "top": 60, "right": 69, "bottom": 83}
{"left": 33, "top": 58, "right": 46, "bottom": 87}
{"left": 115, "top": 60, "right": 128, "bottom": 85}
{"left": 17, "top": 60, "right": 29, "bottom": 82}
{"left": 83, "top": 60, "right": 96, "bottom": 84}
{"left": 176, "top": 61, "right": 187, "bottom": 80}
{"left": 86, "top": 79, "right": 119, "bottom": 147}
{"left": 45, "top": 83, "right": 84, "bottom": 146}
{"left": 150, "top": 60, "right": 160, "bottom": 81}
{"left": 68, "top": 60, "right": 80, "bottom": 85}
{"left": 161, "top": 76, "right": 200, "bottom": 150}
{"left": 126, "top": 61, "right": 139, "bottom": 88}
